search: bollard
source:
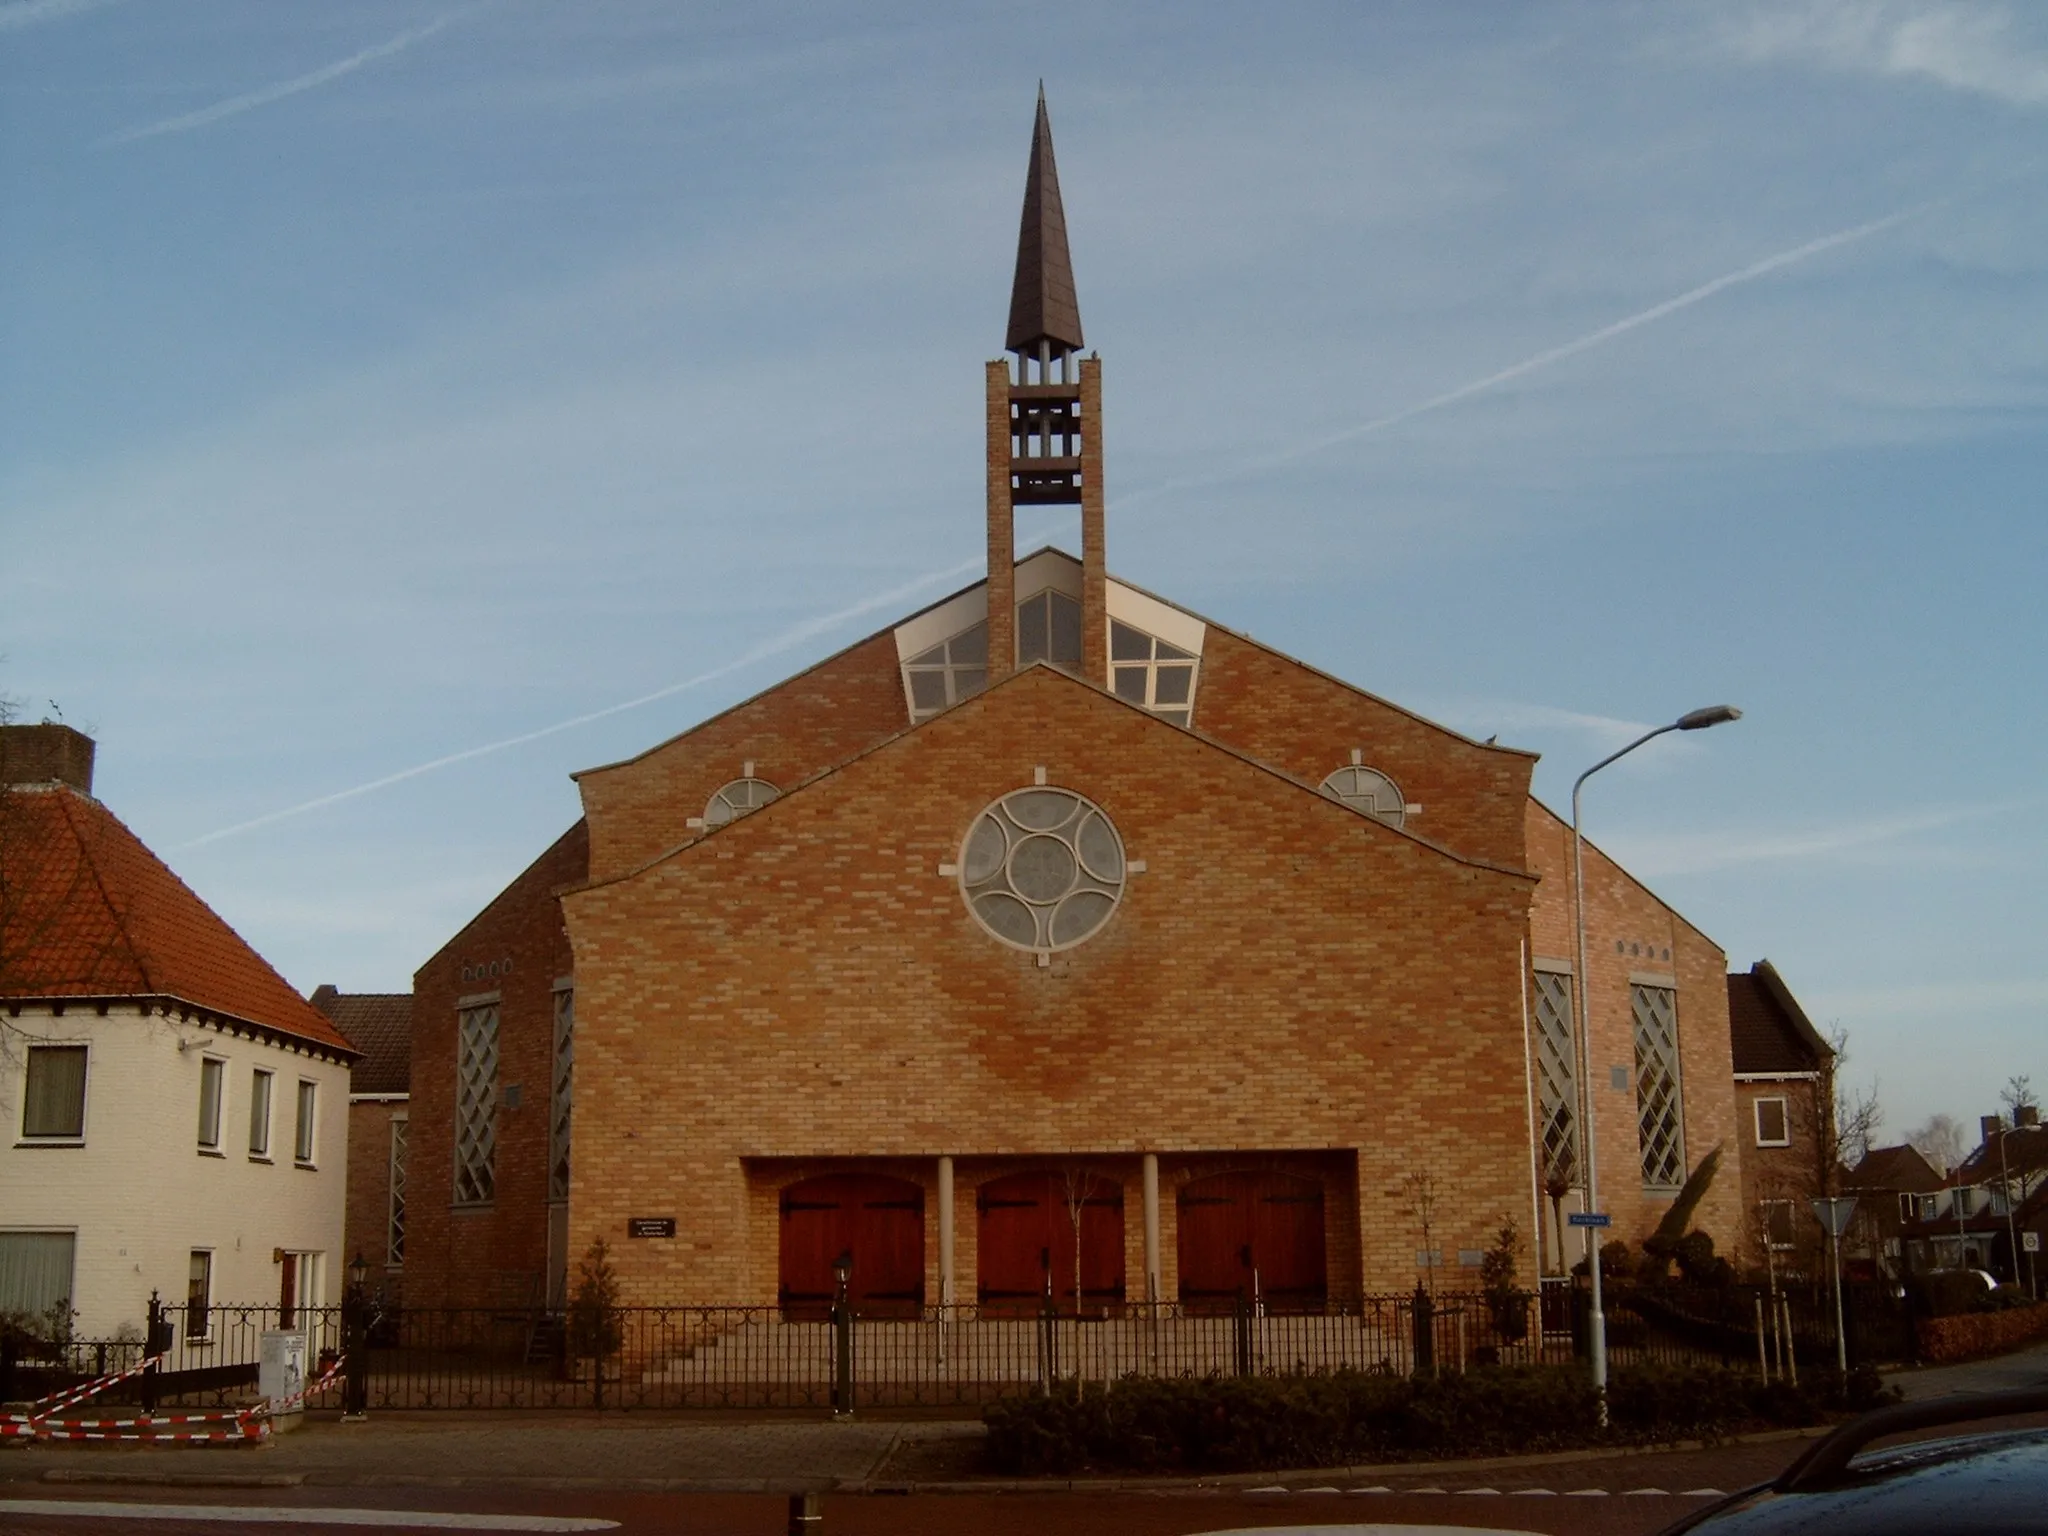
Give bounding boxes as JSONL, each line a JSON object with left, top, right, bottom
{"left": 786, "top": 1491, "right": 823, "bottom": 1534}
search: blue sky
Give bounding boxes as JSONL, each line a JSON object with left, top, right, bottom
{"left": 3, "top": 1, "right": 2043, "bottom": 1145}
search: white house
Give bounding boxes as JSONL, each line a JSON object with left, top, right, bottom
{"left": 0, "top": 724, "right": 356, "bottom": 1343}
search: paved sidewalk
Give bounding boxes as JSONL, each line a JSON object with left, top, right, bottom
{"left": 1883, "top": 1338, "right": 2048, "bottom": 1401}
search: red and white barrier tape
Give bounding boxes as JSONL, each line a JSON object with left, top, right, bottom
{"left": 2, "top": 1350, "right": 343, "bottom": 1446}
{"left": 25, "top": 1353, "right": 167, "bottom": 1418}
{"left": 248, "top": 1356, "right": 345, "bottom": 1419}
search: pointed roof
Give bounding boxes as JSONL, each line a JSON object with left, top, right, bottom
{"left": 311, "top": 985, "right": 411, "bottom": 1094}
{"left": 1728, "top": 959, "right": 1833, "bottom": 1075}
{"left": 0, "top": 783, "right": 355, "bottom": 1056}
{"left": 1005, "top": 86, "right": 1085, "bottom": 356}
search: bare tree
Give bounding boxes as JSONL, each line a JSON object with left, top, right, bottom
{"left": 1816, "top": 1024, "right": 1883, "bottom": 1193}
{"left": 2002, "top": 1076, "right": 2037, "bottom": 1122}
{"left": 1907, "top": 1114, "right": 1966, "bottom": 1177}
{"left": 1399, "top": 1169, "right": 1440, "bottom": 1296}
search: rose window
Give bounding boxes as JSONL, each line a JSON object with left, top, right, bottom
{"left": 960, "top": 787, "right": 1125, "bottom": 952}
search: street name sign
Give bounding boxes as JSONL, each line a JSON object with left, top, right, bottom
{"left": 1567, "top": 1212, "right": 1612, "bottom": 1229}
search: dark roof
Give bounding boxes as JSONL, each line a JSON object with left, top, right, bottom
{"left": 1728, "top": 960, "right": 1833, "bottom": 1075}
{"left": 1004, "top": 87, "right": 1084, "bottom": 356}
{"left": 1846, "top": 1143, "right": 1946, "bottom": 1194}
{"left": 311, "top": 986, "right": 412, "bottom": 1096}
{"left": 0, "top": 784, "right": 355, "bottom": 1056}
{"left": 1956, "top": 1121, "right": 2048, "bottom": 1186}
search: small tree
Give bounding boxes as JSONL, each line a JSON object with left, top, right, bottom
{"left": 567, "top": 1237, "right": 624, "bottom": 1408}
{"left": 1478, "top": 1217, "right": 1528, "bottom": 1344}
{"left": 1399, "top": 1170, "right": 1440, "bottom": 1296}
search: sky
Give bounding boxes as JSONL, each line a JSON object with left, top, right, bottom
{"left": 3, "top": 1, "right": 2043, "bottom": 1145}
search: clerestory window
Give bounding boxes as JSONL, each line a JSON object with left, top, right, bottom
{"left": 903, "top": 622, "right": 988, "bottom": 721}
{"left": 1109, "top": 621, "right": 1198, "bottom": 727}
{"left": 1017, "top": 589, "right": 1082, "bottom": 670}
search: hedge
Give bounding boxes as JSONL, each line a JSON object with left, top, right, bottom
{"left": 984, "top": 1362, "right": 1896, "bottom": 1475}
{"left": 1917, "top": 1301, "right": 2048, "bottom": 1364}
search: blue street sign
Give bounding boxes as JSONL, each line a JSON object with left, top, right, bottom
{"left": 1567, "top": 1212, "right": 1612, "bottom": 1229}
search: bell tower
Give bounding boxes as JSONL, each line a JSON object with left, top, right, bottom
{"left": 986, "top": 87, "right": 1106, "bottom": 687}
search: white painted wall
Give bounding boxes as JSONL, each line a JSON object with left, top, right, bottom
{"left": 0, "top": 1005, "right": 349, "bottom": 1339}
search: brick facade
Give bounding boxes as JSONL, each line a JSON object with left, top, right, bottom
{"left": 344, "top": 1099, "right": 408, "bottom": 1300}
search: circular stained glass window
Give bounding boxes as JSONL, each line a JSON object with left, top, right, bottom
{"left": 960, "top": 787, "right": 1125, "bottom": 952}
{"left": 705, "top": 777, "right": 780, "bottom": 826}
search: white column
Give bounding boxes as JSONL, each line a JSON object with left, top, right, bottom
{"left": 1142, "top": 1153, "right": 1161, "bottom": 1303}
{"left": 937, "top": 1155, "right": 956, "bottom": 1307}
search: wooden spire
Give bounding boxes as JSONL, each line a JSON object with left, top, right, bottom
{"left": 1004, "top": 86, "right": 1085, "bottom": 357}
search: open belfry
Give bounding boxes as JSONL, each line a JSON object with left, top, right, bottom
{"left": 405, "top": 92, "right": 1744, "bottom": 1317}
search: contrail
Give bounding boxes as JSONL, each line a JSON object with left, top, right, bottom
{"left": 0, "top": 0, "right": 118, "bottom": 31}
{"left": 183, "top": 203, "right": 1930, "bottom": 847}
{"left": 176, "top": 555, "right": 984, "bottom": 850}
{"left": 1112, "top": 198, "right": 1940, "bottom": 511}
{"left": 103, "top": 6, "right": 482, "bottom": 145}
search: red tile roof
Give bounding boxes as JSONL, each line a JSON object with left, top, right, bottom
{"left": 0, "top": 784, "right": 355, "bottom": 1056}
{"left": 310, "top": 986, "right": 410, "bottom": 1093}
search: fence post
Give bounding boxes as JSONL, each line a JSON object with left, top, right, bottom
{"left": 141, "top": 1291, "right": 168, "bottom": 1414}
{"left": 831, "top": 1300, "right": 854, "bottom": 1419}
{"left": 1037, "top": 1291, "right": 1057, "bottom": 1396}
{"left": 1233, "top": 1289, "right": 1252, "bottom": 1378}
{"left": 787, "top": 1491, "right": 823, "bottom": 1534}
{"left": 1411, "top": 1282, "right": 1434, "bottom": 1378}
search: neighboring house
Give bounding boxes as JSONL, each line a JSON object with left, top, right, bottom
{"left": 1842, "top": 1142, "right": 1946, "bottom": 1281}
{"left": 311, "top": 986, "right": 411, "bottom": 1305}
{"left": 401, "top": 95, "right": 1746, "bottom": 1314}
{"left": 1910, "top": 1109, "right": 2048, "bottom": 1287}
{"left": 1727, "top": 960, "right": 1834, "bottom": 1273}
{"left": 0, "top": 724, "right": 357, "bottom": 1341}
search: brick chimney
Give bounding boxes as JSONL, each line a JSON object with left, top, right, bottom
{"left": 0, "top": 723, "right": 95, "bottom": 793}
{"left": 1982, "top": 1114, "right": 2004, "bottom": 1147}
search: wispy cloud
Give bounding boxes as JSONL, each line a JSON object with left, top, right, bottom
{"left": 103, "top": 7, "right": 483, "bottom": 146}
{"left": 1605, "top": 800, "right": 2024, "bottom": 877}
{"left": 0, "top": 0, "right": 117, "bottom": 32}
{"left": 1718, "top": 1, "right": 2048, "bottom": 109}
{"left": 1809, "top": 976, "right": 2048, "bottom": 1021}
{"left": 175, "top": 554, "right": 984, "bottom": 850}
{"left": 1114, "top": 198, "right": 1935, "bottom": 512}
{"left": 1427, "top": 701, "right": 1665, "bottom": 754}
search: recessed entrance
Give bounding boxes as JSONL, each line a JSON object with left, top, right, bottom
{"left": 976, "top": 1170, "right": 1125, "bottom": 1315}
{"left": 778, "top": 1173, "right": 924, "bottom": 1319}
{"left": 1176, "top": 1170, "right": 1327, "bottom": 1313}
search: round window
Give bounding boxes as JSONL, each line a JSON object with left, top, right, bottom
{"left": 1319, "top": 765, "right": 1405, "bottom": 828}
{"left": 960, "top": 787, "right": 1125, "bottom": 952}
{"left": 705, "top": 777, "right": 780, "bottom": 826}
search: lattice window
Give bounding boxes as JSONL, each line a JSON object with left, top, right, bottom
{"left": 549, "top": 988, "right": 574, "bottom": 1203}
{"left": 1532, "top": 970, "right": 1579, "bottom": 1188}
{"left": 704, "top": 777, "right": 779, "bottom": 826}
{"left": 454, "top": 1004, "right": 498, "bottom": 1205}
{"left": 1631, "top": 984, "right": 1686, "bottom": 1190}
{"left": 1109, "top": 621, "right": 1198, "bottom": 728}
{"left": 903, "top": 622, "right": 989, "bottom": 721}
{"left": 1319, "top": 765, "right": 1406, "bottom": 828}
{"left": 387, "top": 1118, "right": 408, "bottom": 1268}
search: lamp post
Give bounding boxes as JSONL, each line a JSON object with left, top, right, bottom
{"left": 1572, "top": 703, "right": 1741, "bottom": 1408}
{"left": 1994, "top": 1121, "right": 2022, "bottom": 1292}
{"left": 342, "top": 1251, "right": 369, "bottom": 1421}
{"left": 830, "top": 1249, "right": 854, "bottom": 1420}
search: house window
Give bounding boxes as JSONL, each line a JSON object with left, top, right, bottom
{"left": 186, "top": 1250, "right": 212, "bottom": 1341}
{"left": 1754, "top": 1096, "right": 1790, "bottom": 1148}
{"left": 455, "top": 1003, "right": 499, "bottom": 1204}
{"left": 1108, "top": 621, "right": 1198, "bottom": 727}
{"left": 704, "top": 777, "right": 780, "bottom": 826}
{"left": 293, "top": 1081, "right": 317, "bottom": 1165}
{"left": 1761, "top": 1200, "right": 1796, "bottom": 1250}
{"left": 248, "top": 1068, "right": 273, "bottom": 1157}
{"left": 1631, "top": 984, "right": 1686, "bottom": 1191}
{"left": 387, "top": 1118, "right": 408, "bottom": 1269}
{"left": 0, "top": 1231, "right": 76, "bottom": 1320}
{"left": 21, "top": 1044, "right": 88, "bottom": 1140}
{"left": 1898, "top": 1192, "right": 1915, "bottom": 1223}
{"left": 903, "top": 622, "right": 989, "bottom": 721}
{"left": 1017, "top": 589, "right": 1082, "bottom": 669}
{"left": 1319, "top": 765, "right": 1407, "bottom": 828}
{"left": 549, "top": 988, "right": 574, "bottom": 1203}
{"left": 196, "top": 1057, "right": 225, "bottom": 1151}
{"left": 1531, "top": 969, "right": 1579, "bottom": 1188}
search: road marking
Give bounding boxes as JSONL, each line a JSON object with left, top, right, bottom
{"left": 0, "top": 1502, "right": 619, "bottom": 1531}
{"left": 1563, "top": 1488, "right": 1610, "bottom": 1496}
{"left": 1192, "top": 1523, "right": 1551, "bottom": 1535}
{"left": 1682, "top": 1488, "right": 1728, "bottom": 1496}
{"left": 1622, "top": 1487, "right": 1669, "bottom": 1495}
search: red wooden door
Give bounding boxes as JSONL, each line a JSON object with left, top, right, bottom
{"left": 778, "top": 1173, "right": 925, "bottom": 1319}
{"left": 1176, "top": 1171, "right": 1327, "bottom": 1313}
{"left": 976, "top": 1171, "right": 1125, "bottom": 1315}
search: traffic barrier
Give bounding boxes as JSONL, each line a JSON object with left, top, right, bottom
{"left": 0, "top": 1350, "right": 338, "bottom": 1445}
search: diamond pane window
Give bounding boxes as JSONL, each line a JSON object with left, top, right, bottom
{"left": 549, "top": 988, "right": 574, "bottom": 1203}
{"left": 387, "top": 1118, "right": 408, "bottom": 1268}
{"left": 961, "top": 787, "right": 1125, "bottom": 953}
{"left": 454, "top": 1003, "right": 499, "bottom": 1205}
{"left": 1532, "top": 970, "right": 1579, "bottom": 1188}
{"left": 903, "top": 621, "right": 989, "bottom": 722}
{"left": 704, "top": 777, "right": 779, "bottom": 826}
{"left": 1107, "top": 620, "right": 1199, "bottom": 728}
{"left": 1018, "top": 590, "right": 1082, "bottom": 670}
{"left": 1319, "top": 765, "right": 1406, "bottom": 828}
{"left": 1631, "top": 984, "right": 1686, "bottom": 1191}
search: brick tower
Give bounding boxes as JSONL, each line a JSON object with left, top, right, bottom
{"left": 986, "top": 87, "right": 1107, "bottom": 687}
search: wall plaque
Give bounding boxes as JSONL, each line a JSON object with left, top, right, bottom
{"left": 627, "top": 1217, "right": 676, "bottom": 1239}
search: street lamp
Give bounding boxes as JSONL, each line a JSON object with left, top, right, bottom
{"left": 1571, "top": 704, "right": 1741, "bottom": 1409}
{"left": 342, "top": 1251, "right": 370, "bottom": 1421}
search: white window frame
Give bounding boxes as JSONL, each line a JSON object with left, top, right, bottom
{"left": 293, "top": 1079, "right": 318, "bottom": 1167}
{"left": 0, "top": 1229, "right": 78, "bottom": 1321}
{"left": 196, "top": 1055, "right": 226, "bottom": 1152}
{"left": 901, "top": 620, "right": 990, "bottom": 722}
{"left": 19, "top": 1043, "right": 89, "bottom": 1144}
{"left": 1753, "top": 1095, "right": 1790, "bottom": 1148}
{"left": 1107, "top": 619, "right": 1200, "bottom": 727}
{"left": 185, "top": 1248, "right": 214, "bottom": 1343}
{"left": 248, "top": 1067, "right": 273, "bottom": 1159}
{"left": 1898, "top": 1191, "right": 1915, "bottom": 1224}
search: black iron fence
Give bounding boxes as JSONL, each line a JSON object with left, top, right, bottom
{"left": 5, "top": 1281, "right": 1911, "bottom": 1414}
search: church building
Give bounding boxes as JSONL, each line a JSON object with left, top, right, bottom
{"left": 403, "top": 95, "right": 1744, "bottom": 1316}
